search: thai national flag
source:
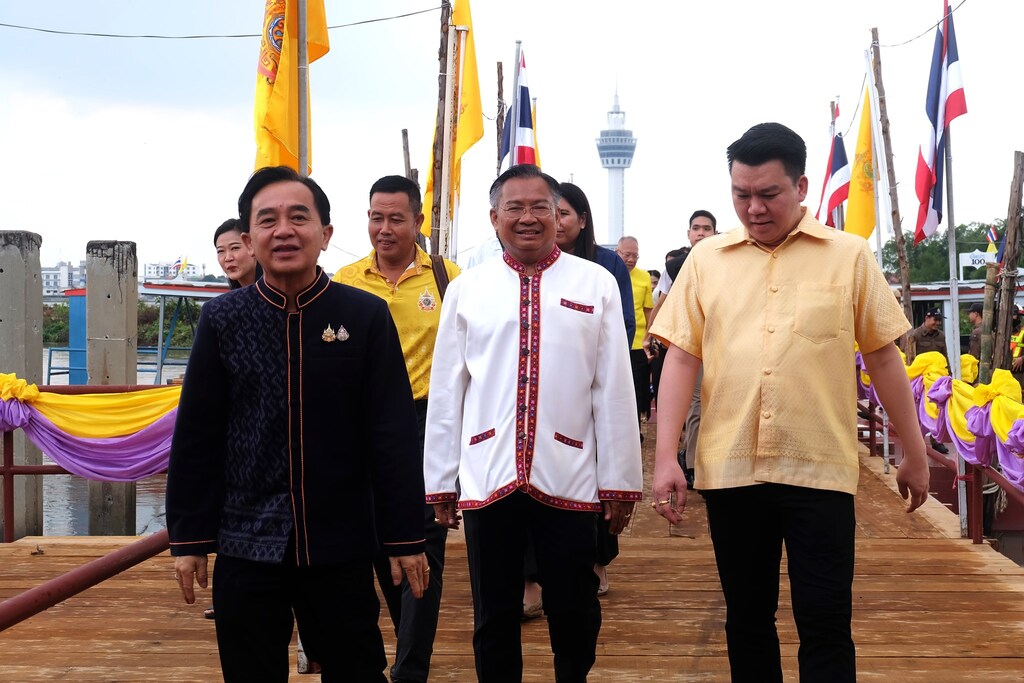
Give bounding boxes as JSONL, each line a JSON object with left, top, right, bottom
{"left": 987, "top": 225, "right": 998, "bottom": 244}
{"left": 499, "top": 50, "right": 537, "bottom": 170}
{"left": 815, "top": 133, "right": 851, "bottom": 227}
{"left": 914, "top": 0, "right": 967, "bottom": 245}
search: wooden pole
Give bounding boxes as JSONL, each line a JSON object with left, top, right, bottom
{"left": 496, "top": 61, "right": 505, "bottom": 175}
{"left": 980, "top": 262, "right": 998, "bottom": 385}
{"left": 429, "top": 2, "right": 452, "bottom": 255}
{"left": 297, "top": 0, "right": 309, "bottom": 176}
{"left": 871, "top": 29, "right": 912, "bottom": 325}
{"left": 402, "top": 129, "right": 412, "bottom": 179}
{"left": 995, "top": 151, "right": 1024, "bottom": 369}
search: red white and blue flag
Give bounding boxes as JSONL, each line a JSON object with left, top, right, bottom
{"left": 499, "top": 51, "right": 537, "bottom": 170}
{"left": 914, "top": 0, "right": 967, "bottom": 245}
{"left": 815, "top": 133, "right": 851, "bottom": 227}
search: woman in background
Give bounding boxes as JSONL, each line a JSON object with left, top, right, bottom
{"left": 214, "top": 218, "right": 260, "bottom": 289}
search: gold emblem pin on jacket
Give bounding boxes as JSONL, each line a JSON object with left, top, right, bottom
{"left": 322, "top": 324, "right": 336, "bottom": 342}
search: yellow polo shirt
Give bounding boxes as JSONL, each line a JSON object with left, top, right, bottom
{"left": 334, "top": 246, "right": 459, "bottom": 400}
{"left": 628, "top": 267, "right": 654, "bottom": 350}
{"left": 650, "top": 208, "right": 909, "bottom": 494}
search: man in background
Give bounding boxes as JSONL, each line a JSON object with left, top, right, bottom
{"left": 335, "top": 174, "right": 459, "bottom": 683}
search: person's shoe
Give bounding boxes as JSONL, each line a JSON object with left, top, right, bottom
{"left": 522, "top": 598, "right": 544, "bottom": 620}
{"left": 595, "top": 563, "right": 609, "bottom": 596}
{"left": 930, "top": 436, "right": 950, "bottom": 454}
{"left": 203, "top": 605, "right": 215, "bottom": 620}
{"left": 684, "top": 468, "right": 695, "bottom": 491}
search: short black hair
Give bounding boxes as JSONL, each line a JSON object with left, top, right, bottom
{"left": 727, "top": 122, "right": 807, "bottom": 184}
{"left": 649, "top": 268, "right": 661, "bottom": 279}
{"left": 238, "top": 166, "right": 331, "bottom": 230}
{"left": 370, "top": 175, "right": 422, "bottom": 216}
{"left": 213, "top": 218, "right": 242, "bottom": 246}
{"left": 488, "top": 164, "right": 560, "bottom": 208}
{"left": 689, "top": 210, "right": 717, "bottom": 230}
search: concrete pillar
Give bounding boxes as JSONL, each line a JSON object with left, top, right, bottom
{"left": 86, "top": 241, "right": 138, "bottom": 536}
{"left": 0, "top": 231, "right": 44, "bottom": 539}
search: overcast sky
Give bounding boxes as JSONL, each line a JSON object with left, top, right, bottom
{"left": 2, "top": 0, "right": 1019, "bottom": 276}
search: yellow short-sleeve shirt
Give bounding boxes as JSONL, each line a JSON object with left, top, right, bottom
{"left": 628, "top": 267, "right": 654, "bottom": 350}
{"left": 334, "top": 246, "right": 459, "bottom": 400}
{"left": 649, "top": 208, "right": 909, "bottom": 494}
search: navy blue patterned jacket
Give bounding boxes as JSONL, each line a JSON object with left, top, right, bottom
{"left": 166, "top": 268, "right": 426, "bottom": 564}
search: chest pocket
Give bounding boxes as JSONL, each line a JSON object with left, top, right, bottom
{"left": 793, "top": 282, "right": 844, "bottom": 344}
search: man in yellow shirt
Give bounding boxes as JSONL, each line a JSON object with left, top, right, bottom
{"left": 650, "top": 123, "right": 930, "bottom": 682}
{"left": 615, "top": 236, "right": 654, "bottom": 424}
{"left": 334, "top": 175, "right": 459, "bottom": 683}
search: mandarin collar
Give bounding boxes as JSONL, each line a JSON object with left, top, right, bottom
{"left": 255, "top": 267, "right": 331, "bottom": 310}
{"left": 715, "top": 207, "right": 835, "bottom": 251}
{"left": 502, "top": 246, "right": 561, "bottom": 274}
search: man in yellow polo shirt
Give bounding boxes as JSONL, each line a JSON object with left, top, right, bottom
{"left": 650, "top": 123, "right": 930, "bottom": 683}
{"left": 334, "top": 175, "right": 459, "bottom": 683}
{"left": 615, "top": 235, "right": 654, "bottom": 425}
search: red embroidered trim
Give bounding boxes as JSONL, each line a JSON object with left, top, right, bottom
{"left": 554, "top": 432, "right": 583, "bottom": 449}
{"left": 457, "top": 482, "right": 521, "bottom": 510}
{"left": 528, "top": 486, "right": 602, "bottom": 512}
{"left": 559, "top": 298, "right": 594, "bottom": 314}
{"left": 469, "top": 428, "right": 496, "bottom": 445}
{"left": 598, "top": 489, "right": 643, "bottom": 502}
{"left": 426, "top": 492, "right": 458, "bottom": 503}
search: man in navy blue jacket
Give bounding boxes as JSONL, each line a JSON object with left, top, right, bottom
{"left": 166, "top": 166, "right": 427, "bottom": 683}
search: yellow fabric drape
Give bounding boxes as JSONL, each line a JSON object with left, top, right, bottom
{"left": 1, "top": 374, "right": 181, "bottom": 439}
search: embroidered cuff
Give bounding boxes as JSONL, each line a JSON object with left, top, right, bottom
{"left": 598, "top": 490, "right": 643, "bottom": 502}
{"left": 426, "top": 492, "right": 458, "bottom": 504}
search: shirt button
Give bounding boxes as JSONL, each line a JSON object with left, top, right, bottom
{"left": 767, "top": 326, "right": 775, "bottom": 333}
{"left": 770, "top": 286, "right": 779, "bottom": 293}
{"left": 764, "top": 368, "right": 772, "bottom": 375}
{"left": 521, "top": 347, "right": 530, "bottom": 356}
{"left": 772, "top": 253, "right": 779, "bottom": 259}
{"left": 762, "top": 411, "right": 771, "bottom": 419}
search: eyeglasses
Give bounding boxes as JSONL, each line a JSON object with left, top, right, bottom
{"left": 617, "top": 251, "right": 639, "bottom": 259}
{"left": 500, "top": 202, "right": 554, "bottom": 218}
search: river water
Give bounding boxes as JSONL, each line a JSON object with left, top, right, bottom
{"left": 39, "top": 350, "right": 185, "bottom": 536}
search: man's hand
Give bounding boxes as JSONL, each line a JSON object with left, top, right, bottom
{"left": 651, "top": 460, "right": 688, "bottom": 525}
{"left": 390, "top": 553, "right": 429, "bottom": 598}
{"left": 602, "top": 501, "right": 636, "bottom": 535}
{"left": 642, "top": 334, "right": 659, "bottom": 360}
{"left": 896, "top": 453, "right": 931, "bottom": 513}
{"left": 1013, "top": 356, "right": 1023, "bottom": 372}
{"left": 174, "top": 555, "right": 209, "bottom": 605}
{"left": 432, "top": 501, "right": 461, "bottom": 529}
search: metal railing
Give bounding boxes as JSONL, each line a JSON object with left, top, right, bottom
{"left": 0, "top": 383, "right": 172, "bottom": 632}
{"left": 1, "top": 384, "right": 164, "bottom": 543}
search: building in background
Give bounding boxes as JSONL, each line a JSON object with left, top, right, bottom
{"left": 143, "top": 261, "right": 201, "bottom": 280}
{"left": 596, "top": 92, "right": 637, "bottom": 244}
{"left": 41, "top": 261, "right": 86, "bottom": 296}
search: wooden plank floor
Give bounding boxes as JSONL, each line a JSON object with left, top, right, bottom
{"left": 2, "top": 420, "right": 1024, "bottom": 681}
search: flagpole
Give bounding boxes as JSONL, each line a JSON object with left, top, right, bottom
{"left": 297, "top": 0, "right": 309, "bottom": 176}
{"left": 448, "top": 25, "right": 471, "bottom": 262}
{"left": 945, "top": 129, "right": 962, "bottom": 381}
{"left": 437, "top": 21, "right": 459, "bottom": 260}
{"left": 864, "top": 50, "right": 889, "bottom": 272}
{"left": 508, "top": 40, "right": 522, "bottom": 170}
{"left": 429, "top": 2, "right": 452, "bottom": 255}
{"left": 829, "top": 98, "right": 845, "bottom": 231}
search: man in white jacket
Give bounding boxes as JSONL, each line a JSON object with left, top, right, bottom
{"left": 424, "top": 164, "right": 642, "bottom": 683}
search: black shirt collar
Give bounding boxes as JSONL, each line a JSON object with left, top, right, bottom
{"left": 255, "top": 267, "right": 331, "bottom": 310}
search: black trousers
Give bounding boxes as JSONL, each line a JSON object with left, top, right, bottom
{"left": 464, "top": 491, "right": 601, "bottom": 683}
{"left": 629, "top": 349, "right": 651, "bottom": 420}
{"left": 703, "top": 484, "right": 856, "bottom": 683}
{"left": 372, "top": 399, "right": 447, "bottom": 683}
{"left": 213, "top": 551, "right": 386, "bottom": 683}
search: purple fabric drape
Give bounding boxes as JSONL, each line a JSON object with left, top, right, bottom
{"left": 0, "top": 398, "right": 173, "bottom": 482}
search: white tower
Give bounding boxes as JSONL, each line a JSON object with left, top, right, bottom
{"left": 595, "top": 93, "right": 637, "bottom": 244}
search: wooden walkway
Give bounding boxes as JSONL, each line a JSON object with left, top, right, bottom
{"left": 2, "top": 421, "right": 1024, "bottom": 681}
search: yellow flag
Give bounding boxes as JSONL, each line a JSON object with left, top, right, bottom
{"left": 845, "top": 88, "right": 876, "bottom": 239}
{"left": 254, "top": 0, "right": 330, "bottom": 174}
{"left": 422, "top": 0, "right": 485, "bottom": 237}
